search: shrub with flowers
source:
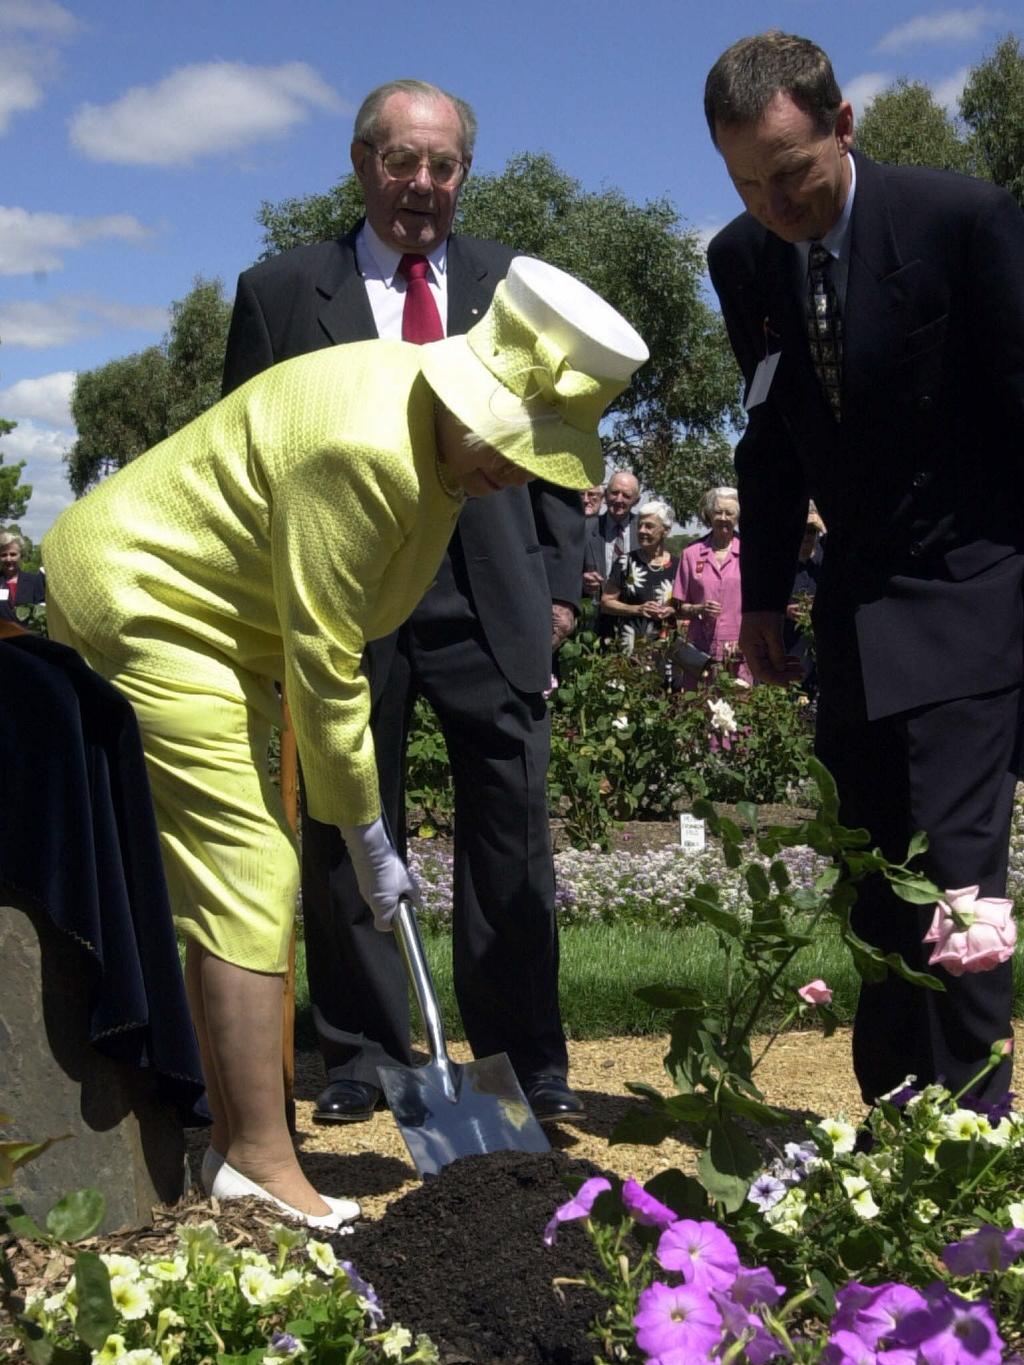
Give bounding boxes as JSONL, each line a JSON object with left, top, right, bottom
{"left": 11, "top": 1218, "right": 436, "bottom": 1365}
{"left": 545, "top": 1172, "right": 1023, "bottom": 1361}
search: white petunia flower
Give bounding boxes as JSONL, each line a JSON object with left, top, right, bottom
{"left": 911, "top": 1198, "right": 940, "bottom": 1227}
{"left": 763, "top": 1186, "right": 807, "bottom": 1235}
{"left": 938, "top": 1108, "right": 982, "bottom": 1141}
{"left": 238, "top": 1265, "right": 280, "bottom": 1306}
{"left": 381, "top": 1324, "right": 414, "bottom": 1359}
{"left": 146, "top": 1256, "right": 188, "bottom": 1282}
{"left": 120, "top": 1352, "right": 162, "bottom": 1364}
{"left": 101, "top": 1254, "right": 141, "bottom": 1281}
{"left": 842, "top": 1175, "right": 880, "bottom": 1220}
{"left": 1007, "top": 1200, "right": 1024, "bottom": 1229}
{"left": 307, "top": 1239, "right": 338, "bottom": 1275}
{"left": 817, "top": 1117, "right": 857, "bottom": 1155}
{"left": 611, "top": 713, "right": 629, "bottom": 730}
{"left": 92, "top": 1334, "right": 128, "bottom": 1364}
{"left": 110, "top": 1275, "right": 153, "bottom": 1321}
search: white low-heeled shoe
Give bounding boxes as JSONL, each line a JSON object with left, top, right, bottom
{"left": 201, "top": 1147, "right": 225, "bottom": 1196}
{"left": 210, "top": 1160, "right": 361, "bottom": 1229}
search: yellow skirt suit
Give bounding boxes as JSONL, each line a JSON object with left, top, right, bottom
{"left": 43, "top": 342, "right": 461, "bottom": 972}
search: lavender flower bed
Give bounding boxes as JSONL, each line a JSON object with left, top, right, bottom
{"left": 408, "top": 841, "right": 830, "bottom": 930}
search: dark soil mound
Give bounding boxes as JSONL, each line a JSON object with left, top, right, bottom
{"left": 346, "top": 1150, "right": 608, "bottom": 1365}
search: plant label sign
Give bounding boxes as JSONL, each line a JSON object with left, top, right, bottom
{"left": 678, "top": 813, "right": 706, "bottom": 852}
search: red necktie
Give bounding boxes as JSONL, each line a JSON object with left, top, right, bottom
{"left": 398, "top": 253, "right": 444, "bottom": 344}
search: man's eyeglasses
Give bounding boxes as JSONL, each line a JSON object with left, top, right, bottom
{"left": 361, "top": 142, "right": 467, "bottom": 188}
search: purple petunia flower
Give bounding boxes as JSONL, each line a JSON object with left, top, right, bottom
{"left": 749, "top": 1173, "right": 787, "bottom": 1211}
{"left": 942, "top": 1224, "right": 1024, "bottom": 1275}
{"left": 634, "top": 1280, "right": 722, "bottom": 1358}
{"left": 657, "top": 1219, "right": 741, "bottom": 1291}
{"left": 961, "top": 1089, "right": 1017, "bottom": 1122}
{"left": 542, "top": 1176, "right": 611, "bottom": 1246}
{"left": 892, "top": 1282, "right": 1005, "bottom": 1364}
{"left": 340, "top": 1261, "right": 384, "bottom": 1322}
{"left": 831, "top": 1281, "right": 928, "bottom": 1352}
{"left": 710, "top": 1287, "right": 789, "bottom": 1364}
{"left": 730, "top": 1265, "right": 786, "bottom": 1310}
{"left": 823, "top": 1326, "right": 916, "bottom": 1364}
{"left": 269, "top": 1332, "right": 304, "bottom": 1357}
{"left": 622, "top": 1178, "right": 678, "bottom": 1229}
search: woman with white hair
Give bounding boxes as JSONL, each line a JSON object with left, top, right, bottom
{"left": 599, "top": 498, "right": 677, "bottom": 653}
{"left": 0, "top": 531, "right": 45, "bottom": 624}
{"left": 672, "top": 486, "right": 751, "bottom": 687}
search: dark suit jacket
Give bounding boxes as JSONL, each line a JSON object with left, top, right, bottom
{"left": 586, "top": 510, "right": 639, "bottom": 580}
{"left": 709, "top": 154, "right": 1024, "bottom": 720}
{"left": 222, "top": 225, "right": 585, "bottom": 695}
{"left": 0, "top": 568, "right": 45, "bottom": 622}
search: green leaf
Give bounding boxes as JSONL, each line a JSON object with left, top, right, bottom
{"left": 664, "top": 1093, "right": 715, "bottom": 1125}
{"left": 47, "top": 1189, "right": 105, "bottom": 1242}
{"left": 807, "top": 1269, "right": 837, "bottom": 1318}
{"left": 744, "top": 864, "right": 771, "bottom": 902}
{"left": 610, "top": 1107, "right": 680, "bottom": 1146}
{"left": 0, "top": 1135, "right": 69, "bottom": 1177}
{"left": 880, "top": 952, "right": 944, "bottom": 991}
{"left": 697, "top": 1121, "right": 763, "bottom": 1212}
{"left": 1, "top": 1197, "right": 46, "bottom": 1240}
{"left": 688, "top": 897, "right": 744, "bottom": 936}
{"left": 625, "top": 1081, "right": 668, "bottom": 1104}
{"left": 807, "top": 756, "right": 839, "bottom": 819}
{"left": 905, "top": 830, "right": 929, "bottom": 859}
{"left": 71, "top": 1250, "right": 117, "bottom": 1349}
{"left": 716, "top": 1087, "right": 788, "bottom": 1126}
{"left": 736, "top": 800, "right": 759, "bottom": 832}
{"left": 645, "top": 1169, "right": 710, "bottom": 1220}
{"left": 838, "top": 1226, "right": 884, "bottom": 1272}
{"left": 886, "top": 869, "right": 943, "bottom": 905}
{"left": 769, "top": 859, "right": 791, "bottom": 891}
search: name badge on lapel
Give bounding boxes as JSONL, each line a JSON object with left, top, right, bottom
{"left": 745, "top": 351, "right": 780, "bottom": 410}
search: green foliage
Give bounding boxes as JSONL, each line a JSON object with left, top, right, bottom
{"left": 855, "top": 78, "right": 981, "bottom": 175}
{"left": 66, "top": 277, "right": 231, "bottom": 496}
{"left": 546, "top": 634, "right": 814, "bottom": 850}
{"left": 1, "top": 1117, "right": 106, "bottom": 1364}
{"left": 0, "top": 431, "right": 32, "bottom": 523}
{"left": 255, "top": 151, "right": 741, "bottom": 525}
{"left": 610, "top": 763, "right": 944, "bottom": 1212}
{"left": 961, "top": 34, "right": 1024, "bottom": 207}
{"left": 403, "top": 699, "right": 455, "bottom": 834}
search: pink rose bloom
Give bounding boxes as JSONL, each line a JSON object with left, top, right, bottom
{"left": 923, "top": 886, "right": 1017, "bottom": 977}
{"left": 797, "top": 979, "right": 833, "bottom": 1006}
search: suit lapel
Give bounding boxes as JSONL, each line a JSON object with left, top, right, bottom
{"left": 843, "top": 155, "right": 918, "bottom": 423}
{"left": 447, "top": 236, "right": 499, "bottom": 334}
{"left": 315, "top": 225, "right": 378, "bottom": 343}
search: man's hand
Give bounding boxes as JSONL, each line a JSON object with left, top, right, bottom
{"left": 582, "top": 569, "right": 604, "bottom": 597}
{"left": 551, "top": 601, "right": 576, "bottom": 651}
{"left": 739, "top": 611, "right": 804, "bottom": 686}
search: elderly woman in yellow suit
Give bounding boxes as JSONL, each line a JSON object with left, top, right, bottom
{"left": 43, "top": 258, "right": 648, "bottom": 1228}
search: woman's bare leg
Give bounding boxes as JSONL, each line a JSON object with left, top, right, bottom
{"left": 190, "top": 942, "right": 329, "bottom": 1215}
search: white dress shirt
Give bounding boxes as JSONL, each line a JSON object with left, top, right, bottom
{"left": 355, "top": 222, "right": 450, "bottom": 340}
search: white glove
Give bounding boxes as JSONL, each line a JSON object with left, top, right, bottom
{"left": 339, "top": 816, "right": 418, "bottom": 932}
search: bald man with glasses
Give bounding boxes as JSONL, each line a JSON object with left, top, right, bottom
{"left": 222, "top": 79, "right": 586, "bottom": 1129}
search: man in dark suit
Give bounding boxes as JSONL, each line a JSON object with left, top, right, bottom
{"left": 704, "top": 32, "right": 1024, "bottom": 1104}
{"left": 222, "top": 79, "right": 585, "bottom": 1125}
{"left": 585, "top": 469, "right": 640, "bottom": 640}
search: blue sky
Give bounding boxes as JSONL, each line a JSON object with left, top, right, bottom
{"left": 0, "top": 0, "right": 1017, "bottom": 540}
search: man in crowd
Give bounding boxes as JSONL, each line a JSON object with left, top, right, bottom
{"left": 222, "top": 79, "right": 585, "bottom": 1125}
{"left": 586, "top": 470, "right": 641, "bottom": 638}
{"left": 704, "top": 31, "right": 1024, "bottom": 1103}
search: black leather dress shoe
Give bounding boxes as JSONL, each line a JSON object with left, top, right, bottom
{"left": 314, "top": 1079, "right": 384, "bottom": 1124}
{"left": 524, "top": 1075, "right": 585, "bottom": 1126}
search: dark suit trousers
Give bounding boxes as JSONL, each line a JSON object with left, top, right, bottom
{"left": 301, "top": 544, "right": 568, "bottom": 1089}
{"left": 815, "top": 624, "right": 1017, "bottom": 1105}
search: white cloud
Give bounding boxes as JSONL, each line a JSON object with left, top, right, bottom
{"left": 0, "top": 370, "right": 74, "bottom": 426}
{"left": 0, "top": 0, "right": 76, "bottom": 136}
{"left": 0, "top": 66, "right": 41, "bottom": 132}
{"left": 0, "top": 416, "right": 74, "bottom": 541}
{"left": 844, "top": 71, "right": 895, "bottom": 116}
{"left": 693, "top": 220, "right": 726, "bottom": 253}
{"left": 0, "top": 206, "right": 150, "bottom": 276}
{"left": 0, "top": 0, "right": 77, "bottom": 37}
{"left": 0, "top": 296, "right": 166, "bottom": 348}
{"left": 70, "top": 60, "right": 345, "bottom": 166}
{"left": 876, "top": 7, "right": 1002, "bottom": 52}
{"left": 933, "top": 65, "right": 971, "bottom": 111}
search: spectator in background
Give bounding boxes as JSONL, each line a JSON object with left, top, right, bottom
{"left": 599, "top": 499, "right": 677, "bottom": 653}
{"left": 589, "top": 469, "right": 641, "bottom": 641}
{"left": 0, "top": 532, "right": 45, "bottom": 624}
{"left": 673, "top": 486, "right": 751, "bottom": 688}
{"left": 784, "top": 503, "right": 825, "bottom": 693}
{"left": 580, "top": 484, "right": 606, "bottom": 615}
{"left": 580, "top": 485, "right": 604, "bottom": 518}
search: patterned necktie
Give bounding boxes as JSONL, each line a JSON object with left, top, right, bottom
{"left": 398, "top": 253, "right": 444, "bottom": 344}
{"left": 806, "top": 242, "right": 842, "bottom": 422}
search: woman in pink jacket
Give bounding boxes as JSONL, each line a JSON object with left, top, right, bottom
{"left": 672, "top": 486, "right": 752, "bottom": 688}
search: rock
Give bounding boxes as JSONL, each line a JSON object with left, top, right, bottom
{"left": 0, "top": 900, "right": 186, "bottom": 1233}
